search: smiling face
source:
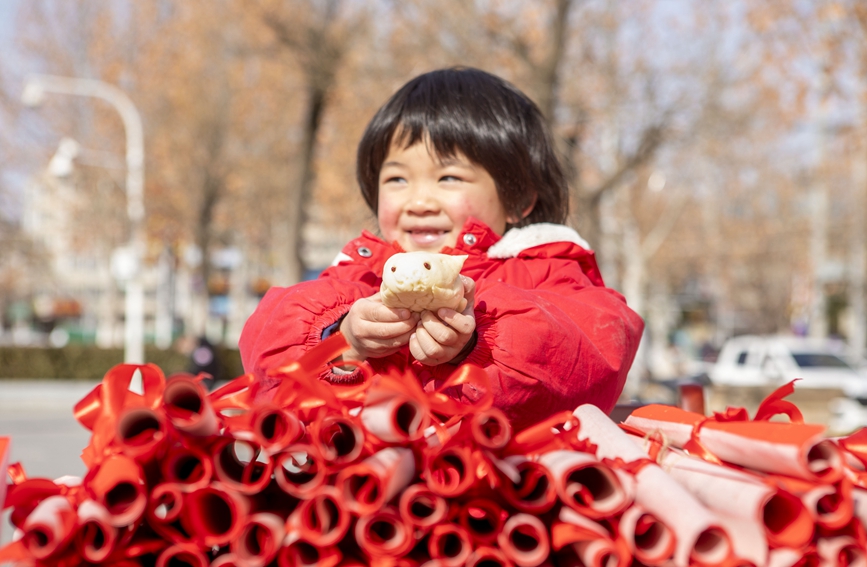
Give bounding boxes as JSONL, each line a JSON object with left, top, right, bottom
{"left": 376, "top": 139, "right": 513, "bottom": 252}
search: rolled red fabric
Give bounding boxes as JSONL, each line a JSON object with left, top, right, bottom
{"left": 624, "top": 404, "right": 844, "bottom": 484}
{"left": 538, "top": 450, "right": 631, "bottom": 519}
{"left": 652, "top": 446, "right": 814, "bottom": 549}
{"left": 274, "top": 444, "right": 328, "bottom": 498}
{"left": 770, "top": 476, "right": 853, "bottom": 531}
{"left": 398, "top": 484, "right": 448, "bottom": 530}
{"left": 211, "top": 436, "right": 273, "bottom": 495}
{"left": 161, "top": 444, "right": 213, "bottom": 490}
{"left": 146, "top": 483, "right": 189, "bottom": 543}
{"left": 817, "top": 536, "right": 866, "bottom": 567}
{"left": 163, "top": 376, "right": 220, "bottom": 437}
{"left": 336, "top": 447, "right": 415, "bottom": 515}
{"left": 21, "top": 494, "right": 76, "bottom": 560}
{"left": 427, "top": 523, "right": 472, "bottom": 567}
{"left": 465, "top": 545, "right": 516, "bottom": 567}
{"left": 210, "top": 553, "right": 244, "bottom": 567}
{"left": 360, "top": 393, "right": 430, "bottom": 443}
{"left": 424, "top": 445, "right": 477, "bottom": 497}
{"left": 552, "top": 508, "right": 629, "bottom": 567}
{"left": 618, "top": 504, "right": 675, "bottom": 566}
{"left": 115, "top": 405, "right": 169, "bottom": 462}
{"left": 498, "top": 456, "right": 558, "bottom": 514}
{"left": 354, "top": 506, "right": 416, "bottom": 558}
{"left": 498, "top": 512, "right": 552, "bottom": 567}
{"left": 181, "top": 482, "right": 249, "bottom": 548}
{"left": 286, "top": 485, "right": 350, "bottom": 547}
{"left": 74, "top": 499, "right": 119, "bottom": 563}
{"left": 311, "top": 414, "right": 365, "bottom": 465}
{"left": 84, "top": 453, "right": 148, "bottom": 528}
{"left": 155, "top": 541, "right": 209, "bottom": 567}
{"left": 456, "top": 498, "right": 507, "bottom": 545}
{"left": 471, "top": 408, "right": 512, "bottom": 450}
{"left": 250, "top": 404, "right": 305, "bottom": 454}
{"left": 277, "top": 535, "right": 344, "bottom": 567}
{"left": 231, "top": 511, "right": 285, "bottom": 566}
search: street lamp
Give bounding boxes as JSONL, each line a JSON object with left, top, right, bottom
{"left": 22, "top": 74, "right": 146, "bottom": 365}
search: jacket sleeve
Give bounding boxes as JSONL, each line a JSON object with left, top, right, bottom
{"left": 459, "top": 255, "right": 644, "bottom": 432}
{"left": 238, "top": 265, "right": 381, "bottom": 390}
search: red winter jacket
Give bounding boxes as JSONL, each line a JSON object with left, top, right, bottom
{"left": 239, "top": 218, "right": 644, "bottom": 431}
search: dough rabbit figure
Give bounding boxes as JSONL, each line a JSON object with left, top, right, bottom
{"left": 381, "top": 252, "right": 469, "bottom": 313}
{"left": 240, "top": 67, "right": 644, "bottom": 432}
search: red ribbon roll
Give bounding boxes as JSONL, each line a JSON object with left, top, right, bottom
{"left": 311, "top": 414, "right": 366, "bottom": 466}
{"left": 498, "top": 513, "right": 552, "bottom": 567}
{"left": 277, "top": 536, "right": 344, "bottom": 567}
{"left": 210, "top": 553, "right": 245, "bottom": 567}
{"left": 115, "top": 405, "right": 169, "bottom": 463}
{"left": 618, "top": 505, "right": 676, "bottom": 566}
{"left": 211, "top": 436, "right": 274, "bottom": 495}
{"left": 250, "top": 404, "right": 305, "bottom": 454}
{"left": 427, "top": 523, "right": 472, "bottom": 567}
{"left": 337, "top": 447, "right": 416, "bottom": 515}
{"left": 21, "top": 494, "right": 76, "bottom": 560}
{"left": 465, "top": 545, "right": 515, "bottom": 567}
{"left": 471, "top": 408, "right": 512, "bottom": 450}
{"left": 398, "top": 485, "right": 448, "bottom": 531}
{"left": 539, "top": 450, "right": 631, "bottom": 519}
{"left": 424, "top": 445, "right": 477, "bottom": 497}
{"left": 155, "top": 541, "right": 209, "bottom": 567}
{"left": 354, "top": 506, "right": 416, "bottom": 558}
{"left": 84, "top": 454, "right": 148, "bottom": 528}
{"left": 273, "top": 444, "right": 328, "bottom": 498}
{"left": 180, "top": 482, "right": 249, "bottom": 548}
{"left": 232, "top": 511, "right": 285, "bottom": 566}
{"left": 163, "top": 376, "right": 220, "bottom": 437}
{"left": 457, "top": 498, "right": 507, "bottom": 545}
{"left": 287, "top": 485, "right": 350, "bottom": 547}
{"left": 497, "top": 456, "right": 558, "bottom": 515}
{"left": 145, "top": 483, "right": 189, "bottom": 543}
{"left": 161, "top": 445, "right": 213, "bottom": 490}
{"left": 360, "top": 394, "right": 431, "bottom": 444}
{"left": 75, "top": 499, "right": 119, "bottom": 563}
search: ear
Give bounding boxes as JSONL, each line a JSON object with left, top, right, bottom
{"left": 507, "top": 193, "right": 538, "bottom": 224}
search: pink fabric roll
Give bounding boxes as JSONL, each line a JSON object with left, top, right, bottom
{"left": 360, "top": 393, "right": 431, "bottom": 444}
{"left": 465, "top": 545, "right": 515, "bottom": 567}
{"left": 161, "top": 444, "right": 213, "bottom": 490}
{"left": 115, "top": 406, "right": 169, "bottom": 462}
{"left": 84, "top": 453, "right": 148, "bottom": 528}
{"left": 354, "top": 506, "right": 415, "bottom": 559}
{"left": 552, "top": 507, "right": 630, "bottom": 567}
{"left": 470, "top": 408, "right": 513, "bottom": 450}
{"left": 457, "top": 497, "right": 507, "bottom": 545}
{"left": 312, "top": 414, "right": 365, "bottom": 465}
{"left": 146, "top": 482, "right": 188, "bottom": 543}
{"left": 249, "top": 404, "right": 305, "bottom": 454}
{"left": 498, "top": 455, "right": 558, "bottom": 514}
{"left": 211, "top": 436, "right": 273, "bottom": 495}
{"left": 427, "top": 523, "right": 472, "bottom": 567}
{"left": 181, "top": 482, "right": 249, "bottom": 548}
{"left": 286, "top": 485, "right": 349, "bottom": 547}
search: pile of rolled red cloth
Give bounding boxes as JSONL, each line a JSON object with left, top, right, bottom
{"left": 2, "top": 333, "right": 867, "bottom": 567}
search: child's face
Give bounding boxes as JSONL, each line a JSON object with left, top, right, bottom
{"left": 377, "top": 139, "right": 512, "bottom": 252}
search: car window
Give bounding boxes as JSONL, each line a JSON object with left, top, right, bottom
{"left": 736, "top": 351, "right": 748, "bottom": 365}
{"left": 791, "top": 352, "right": 852, "bottom": 369}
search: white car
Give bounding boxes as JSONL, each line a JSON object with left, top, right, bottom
{"left": 709, "top": 335, "right": 867, "bottom": 400}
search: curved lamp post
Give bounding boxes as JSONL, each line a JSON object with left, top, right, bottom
{"left": 22, "top": 74, "right": 145, "bottom": 365}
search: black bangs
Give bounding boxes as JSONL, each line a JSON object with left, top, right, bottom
{"left": 357, "top": 67, "right": 568, "bottom": 226}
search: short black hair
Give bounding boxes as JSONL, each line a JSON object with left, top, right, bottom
{"left": 356, "top": 67, "right": 568, "bottom": 228}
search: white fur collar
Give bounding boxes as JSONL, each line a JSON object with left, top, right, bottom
{"left": 487, "top": 223, "right": 591, "bottom": 259}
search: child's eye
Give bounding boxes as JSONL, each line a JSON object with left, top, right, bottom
{"left": 439, "top": 175, "right": 462, "bottom": 182}
{"left": 383, "top": 176, "right": 406, "bottom": 184}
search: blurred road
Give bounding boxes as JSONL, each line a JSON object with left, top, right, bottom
{"left": 0, "top": 380, "right": 95, "bottom": 547}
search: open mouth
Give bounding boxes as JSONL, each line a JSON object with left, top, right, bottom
{"left": 408, "top": 230, "right": 447, "bottom": 245}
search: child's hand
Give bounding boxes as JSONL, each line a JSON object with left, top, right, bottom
{"left": 410, "top": 275, "right": 476, "bottom": 366}
{"left": 337, "top": 295, "right": 419, "bottom": 365}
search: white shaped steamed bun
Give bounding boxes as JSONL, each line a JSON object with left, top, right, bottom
{"left": 380, "top": 252, "right": 469, "bottom": 313}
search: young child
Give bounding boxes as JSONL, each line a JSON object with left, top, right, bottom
{"left": 239, "top": 67, "right": 644, "bottom": 431}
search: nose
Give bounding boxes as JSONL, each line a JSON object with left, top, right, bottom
{"left": 404, "top": 183, "right": 440, "bottom": 215}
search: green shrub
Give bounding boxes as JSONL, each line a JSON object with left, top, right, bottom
{"left": 0, "top": 345, "right": 244, "bottom": 381}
